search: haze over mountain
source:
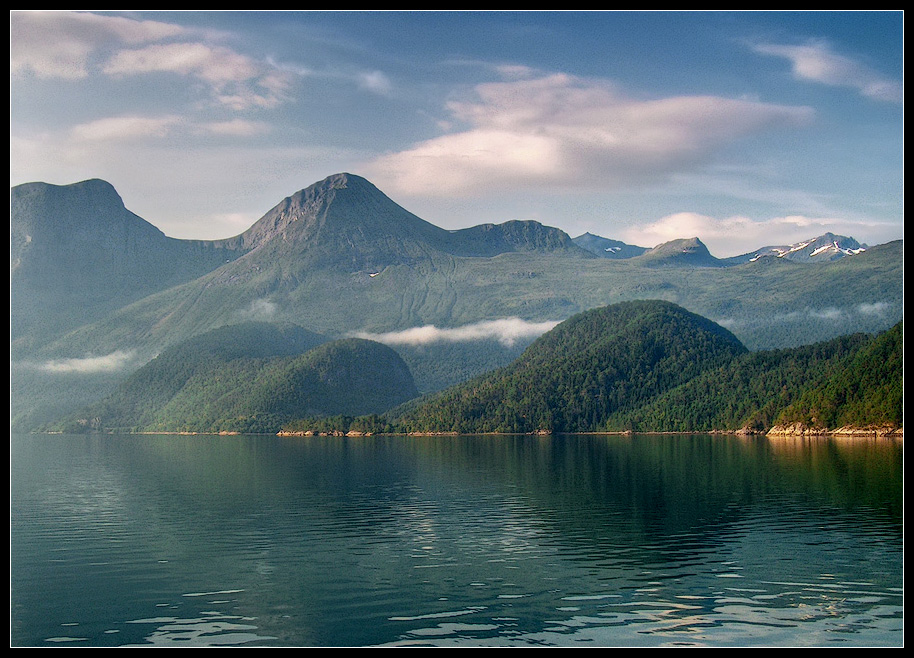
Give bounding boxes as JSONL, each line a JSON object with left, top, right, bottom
{"left": 11, "top": 179, "right": 244, "bottom": 345}
{"left": 10, "top": 172, "right": 904, "bottom": 431}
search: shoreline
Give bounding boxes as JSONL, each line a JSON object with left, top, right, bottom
{"left": 34, "top": 426, "right": 903, "bottom": 439}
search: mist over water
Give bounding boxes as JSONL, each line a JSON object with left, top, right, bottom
{"left": 10, "top": 433, "right": 902, "bottom": 647}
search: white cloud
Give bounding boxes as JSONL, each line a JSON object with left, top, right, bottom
{"left": 103, "top": 42, "right": 292, "bottom": 110}
{"left": 753, "top": 41, "right": 903, "bottom": 104}
{"left": 69, "top": 115, "right": 182, "bottom": 142}
{"left": 11, "top": 11, "right": 293, "bottom": 110}
{"left": 34, "top": 350, "right": 137, "bottom": 374}
{"left": 358, "top": 70, "right": 393, "bottom": 95}
{"left": 10, "top": 10, "right": 184, "bottom": 79}
{"left": 857, "top": 302, "right": 891, "bottom": 316}
{"left": 353, "top": 318, "right": 560, "bottom": 348}
{"left": 811, "top": 307, "right": 843, "bottom": 320}
{"left": 366, "top": 73, "right": 813, "bottom": 197}
{"left": 238, "top": 298, "right": 279, "bottom": 321}
{"left": 199, "top": 119, "right": 271, "bottom": 136}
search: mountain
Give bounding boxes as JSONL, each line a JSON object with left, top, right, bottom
{"left": 574, "top": 230, "right": 871, "bottom": 266}
{"left": 609, "top": 331, "right": 876, "bottom": 433}
{"left": 10, "top": 174, "right": 904, "bottom": 431}
{"left": 631, "top": 237, "right": 724, "bottom": 268}
{"left": 10, "top": 179, "right": 244, "bottom": 346}
{"left": 572, "top": 232, "right": 649, "bottom": 259}
{"left": 53, "top": 323, "right": 417, "bottom": 434}
{"left": 390, "top": 301, "right": 748, "bottom": 434}
{"left": 10, "top": 173, "right": 594, "bottom": 359}
{"left": 450, "top": 220, "right": 592, "bottom": 257}
{"left": 725, "top": 232, "right": 868, "bottom": 265}
{"left": 211, "top": 172, "right": 589, "bottom": 267}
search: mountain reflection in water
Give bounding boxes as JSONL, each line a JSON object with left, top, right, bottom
{"left": 10, "top": 432, "right": 903, "bottom": 647}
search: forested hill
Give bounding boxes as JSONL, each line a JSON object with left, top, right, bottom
{"left": 771, "top": 320, "right": 903, "bottom": 432}
{"left": 388, "top": 301, "right": 749, "bottom": 434}
{"left": 52, "top": 323, "right": 418, "bottom": 435}
{"left": 304, "top": 301, "right": 901, "bottom": 436}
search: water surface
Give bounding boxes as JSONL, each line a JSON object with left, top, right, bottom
{"left": 10, "top": 432, "right": 903, "bottom": 646}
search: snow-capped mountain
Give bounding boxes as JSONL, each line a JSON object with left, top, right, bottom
{"left": 725, "top": 233, "right": 868, "bottom": 265}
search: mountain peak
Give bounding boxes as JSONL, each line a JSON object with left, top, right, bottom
{"left": 232, "top": 171, "right": 453, "bottom": 263}
{"left": 726, "top": 232, "right": 868, "bottom": 264}
{"left": 635, "top": 237, "right": 722, "bottom": 267}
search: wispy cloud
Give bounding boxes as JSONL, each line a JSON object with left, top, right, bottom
{"left": 10, "top": 10, "right": 184, "bottom": 79}
{"left": 103, "top": 42, "right": 292, "bottom": 110}
{"left": 69, "top": 115, "right": 183, "bottom": 142}
{"left": 856, "top": 301, "right": 891, "bottom": 316}
{"left": 32, "top": 350, "right": 137, "bottom": 374}
{"left": 366, "top": 73, "right": 813, "bottom": 198}
{"left": 197, "top": 119, "right": 271, "bottom": 136}
{"left": 11, "top": 11, "right": 294, "bottom": 110}
{"left": 753, "top": 40, "right": 903, "bottom": 104}
{"left": 238, "top": 298, "right": 279, "bottom": 321}
{"left": 358, "top": 70, "right": 393, "bottom": 95}
{"left": 353, "top": 318, "right": 560, "bottom": 348}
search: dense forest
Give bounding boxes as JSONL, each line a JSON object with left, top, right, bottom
{"left": 773, "top": 321, "right": 903, "bottom": 430}
{"left": 289, "top": 303, "right": 903, "bottom": 436}
{"left": 48, "top": 302, "right": 902, "bottom": 437}
{"left": 50, "top": 323, "right": 418, "bottom": 435}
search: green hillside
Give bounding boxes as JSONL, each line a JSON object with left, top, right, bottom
{"left": 610, "top": 332, "right": 875, "bottom": 432}
{"left": 51, "top": 324, "right": 418, "bottom": 435}
{"left": 326, "top": 304, "right": 902, "bottom": 436}
{"left": 389, "top": 301, "right": 748, "bottom": 434}
{"left": 773, "top": 321, "right": 903, "bottom": 430}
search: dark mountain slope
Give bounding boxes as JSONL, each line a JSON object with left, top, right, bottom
{"left": 609, "top": 331, "right": 875, "bottom": 432}
{"left": 57, "top": 322, "right": 328, "bottom": 431}
{"left": 449, "top": 220, "right": 593, "bottom": 257}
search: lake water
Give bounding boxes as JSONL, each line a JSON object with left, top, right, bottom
{"left": 10, "top": 432, "right": 903, "bottom": 647}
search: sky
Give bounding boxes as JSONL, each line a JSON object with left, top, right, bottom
{"left": 10, "top": 10, "right": 904, "bottom": 257}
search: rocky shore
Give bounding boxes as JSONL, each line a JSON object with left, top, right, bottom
{"left": 766, "top": 423, "right": 902, "bottom": 438}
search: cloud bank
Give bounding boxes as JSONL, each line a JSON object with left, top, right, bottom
{"left": 367, "top": 73, "right": 813, "bottom": 197}
{"left": 353, "top": 318, "right": 560, "bottom": 348}
{"left": 238, "top": 298, "right": 279, "bottom": 321}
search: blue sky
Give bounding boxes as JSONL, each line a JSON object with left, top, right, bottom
{"left": 10, "top": 11, "right": 904, "bottom": 256}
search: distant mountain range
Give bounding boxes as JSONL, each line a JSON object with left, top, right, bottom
{"left": 723, "top": 233, "right": 868, "bottom": 265}
{"left": 572, "top": 231, "right": 870, "bottom": 267}
{"left": 10, "top": 173, "right": 904, "bottom": 431}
